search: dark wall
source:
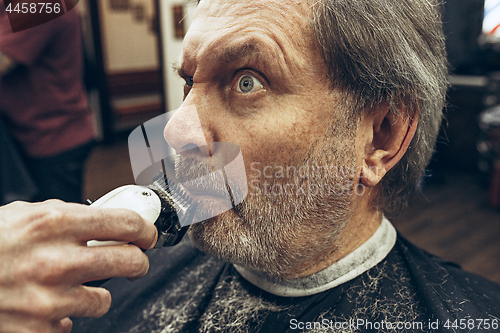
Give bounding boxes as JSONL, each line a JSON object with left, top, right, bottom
{"left": 442, "top": 0, "right": 485, "bottom": 74}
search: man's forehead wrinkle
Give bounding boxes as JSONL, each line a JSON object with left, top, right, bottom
{"left": 198, "top": 0, "right": 309, "bottom": 14}
{"left": 197, "top": 0, "right": 310, "bottom": 31}
{"left": 198, "top": 0, "right": 277, "bottom": 19}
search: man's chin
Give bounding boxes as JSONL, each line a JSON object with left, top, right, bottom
{"left": 187, "top": 214, "right": 260, "bottom": 267}
{"left": 187, "top": 214, "right": 291, "bottom": 279}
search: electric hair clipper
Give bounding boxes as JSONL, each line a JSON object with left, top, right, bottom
{"left": 87, "top": 174, "right": 197, "bottom": 249}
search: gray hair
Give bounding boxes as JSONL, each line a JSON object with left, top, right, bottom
{"left": 311, "top": 0, "right": 449, "bottom": 215}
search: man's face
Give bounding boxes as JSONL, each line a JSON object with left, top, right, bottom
{"left": 164, "top": 0, "right": 360, "bottom": 278}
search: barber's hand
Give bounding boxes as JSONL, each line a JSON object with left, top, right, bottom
{"left": 0, "top": 200, "right": 158, "bottom": 333}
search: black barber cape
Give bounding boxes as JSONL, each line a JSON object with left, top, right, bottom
{"left": 72, "top": 219, "right": 500, "bottom": 333}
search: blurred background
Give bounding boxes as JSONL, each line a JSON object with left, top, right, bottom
{"left": 1, "top": 0, "right": 500, "bottom": 283}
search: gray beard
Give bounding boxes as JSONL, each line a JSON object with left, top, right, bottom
{"left": 181, "top": 117, "right": 358, "bottom": 279}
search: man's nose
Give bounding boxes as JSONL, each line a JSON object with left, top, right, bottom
{"left": 163, "top": 104, "right": 209, "bottom": 154}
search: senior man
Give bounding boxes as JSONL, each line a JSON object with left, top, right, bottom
{"left": 70, "top": 0, "right": 500, "bottom": 331}
{"left": 2, "top": 0, "right": 500, "bottom": 332}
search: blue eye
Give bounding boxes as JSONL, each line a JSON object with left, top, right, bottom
{"left": 236, "top": 75, "right": 264, "bottom": 93}
{"left": 186, "top": 77, "right": 194, "bottom": 87}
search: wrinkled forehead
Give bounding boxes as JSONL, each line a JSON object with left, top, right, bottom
{"left": 196, "top": 0, "right": 311, "bottom": 18}
{"left": 182, "top": 0, "right": 315, "bottom": 70}
{"left": 192, "top": 0, "right": 312, "bottom": 38}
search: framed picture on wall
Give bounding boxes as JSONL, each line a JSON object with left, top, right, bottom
{"left": 110, "top": 0, "right": 130, "bottom": 11}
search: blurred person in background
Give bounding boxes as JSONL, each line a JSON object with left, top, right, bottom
{"left": 0, "top": 1, "right": 94, "bottom": 204}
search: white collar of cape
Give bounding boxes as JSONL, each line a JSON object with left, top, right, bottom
{"left": 234, "top": 217, "right": 397, "bottom": 297}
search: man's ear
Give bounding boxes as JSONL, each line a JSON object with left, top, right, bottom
{"left": 359, "top": 104, "right": 418, "bottom": 187}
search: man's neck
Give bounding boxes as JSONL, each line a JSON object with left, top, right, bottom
{"left": 296, "top": 206, "right": 383, "bottom": 278}
{"left": 282, "top": 187, "right": 383, "bottom": 279}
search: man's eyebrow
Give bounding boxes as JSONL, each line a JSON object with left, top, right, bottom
{"left": 173, "top": 41, "right": 269, "bottom": 78}
{"left": 219, "top": 42, "right": 261, "bottom": 65}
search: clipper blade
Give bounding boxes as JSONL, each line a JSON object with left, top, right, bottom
{"left": 148, "top": 174, "right": 197, "bottom": 248}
